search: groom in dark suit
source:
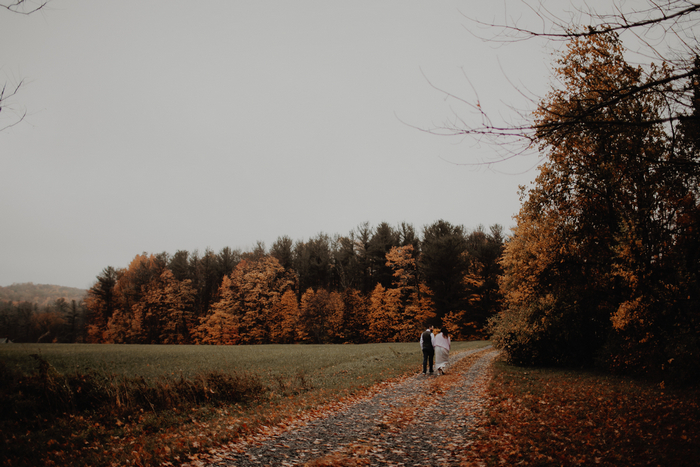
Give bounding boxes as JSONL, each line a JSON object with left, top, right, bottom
{"left": 420, "top": 325, "right": 435, "bottom": 375}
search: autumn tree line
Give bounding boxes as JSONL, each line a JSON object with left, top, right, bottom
{"left": 82, "top": 221, "right": 505, "bottom": 346}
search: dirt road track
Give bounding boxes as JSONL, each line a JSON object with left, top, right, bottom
{"left": 196, "top": 347, "right": 498, "bottom": 466}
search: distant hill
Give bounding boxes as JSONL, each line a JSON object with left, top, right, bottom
{"left": 0, "top": 283, "right": 88, "bottom": 307}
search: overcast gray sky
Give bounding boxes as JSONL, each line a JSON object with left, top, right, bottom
{"left": 1, "top": 1, "right": 554, "bottom": 289}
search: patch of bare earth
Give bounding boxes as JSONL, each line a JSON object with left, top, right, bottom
{"left": 186, "top": 348, "right": 498, "bottom": 467}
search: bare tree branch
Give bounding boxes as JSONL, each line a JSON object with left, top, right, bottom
{"left": 419, "top": 1, "right": 700, "bottom": 166}
{"left": 0, "top": 80, "right": 27, "bottom": 131}
{"left": 1, "top": 1, "right": 50, "bottom": 133}
{"left": 1, "top": 0, "right": 47, "bottom": 15}
{"left": 464, "top": 1, "right": 700, "bottom": 44}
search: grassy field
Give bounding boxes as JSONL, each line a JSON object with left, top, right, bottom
{"left": 0, "top": 340, "right": 485, "bottom": 384}
{"left": 0, "top": 341, "right": 489, "bottom": 466}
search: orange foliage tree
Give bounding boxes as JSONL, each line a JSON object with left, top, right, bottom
{"left": 104, "top": 254, "right": 168, "bottom": 343}
{"left": 268, "top": 289, "right": 300, "bottom": 344}
{"left": 492, "top": 31, "right": 700, "bottom": 380}
{"left": 194, "top": 275, "right": 242, "bottom": 345}
{"left": 132, "top": 269, "right": 196, "bottom": 344}
{"left": 367, "top": 284, "right": 403, "bottom": 343}
{"left": 196, "top": 256, "right": 297, "bottom": 345}
{"left": 324, "top": 290, "right": 347, "bottom": 343}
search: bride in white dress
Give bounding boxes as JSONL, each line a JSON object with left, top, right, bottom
{"left": 434, "top": 328, "right": 451, "bottom": 375}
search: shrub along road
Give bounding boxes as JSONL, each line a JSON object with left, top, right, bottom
{"left": 187, "top": 347, "right": 498, "bottom": 466}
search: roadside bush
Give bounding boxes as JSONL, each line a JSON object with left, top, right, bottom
{"left": 491, "top": 292, "right": 700, "bottom": 384}
{"left": 489, "top": 294, "right": 605, "bottom": 367}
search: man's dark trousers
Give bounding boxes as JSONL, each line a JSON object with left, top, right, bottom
{"left": 422, "top": 348, "right": 434, "bottom": 374}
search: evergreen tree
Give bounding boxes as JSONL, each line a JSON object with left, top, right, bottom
{"left": 168, "top": 250, "right": 191, "bottom": 281}
{"left": 293, "top": 234, "right": 333, "bottom": 293}
{"left": 270, "top": 236, "right": 294, "bottom": 271}
{"left": 340, "top": 288, "right": 369, "bottom": 343}
{"left": 84, "top": 266, "right": 119, "bottom": 343}
{"left": 419, "top": 220, "right": 469, "bottom": 324}
{"left": 367, "top": 222, "right": 400, "bottom": 289}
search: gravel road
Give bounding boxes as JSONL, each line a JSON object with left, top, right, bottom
{"left": 200, "top": 347, "right": 498, "bottom": 466}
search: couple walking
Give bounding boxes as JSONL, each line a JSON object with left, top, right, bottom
{"left": 420, "top": 325, "right": 451, "bottom": 375}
